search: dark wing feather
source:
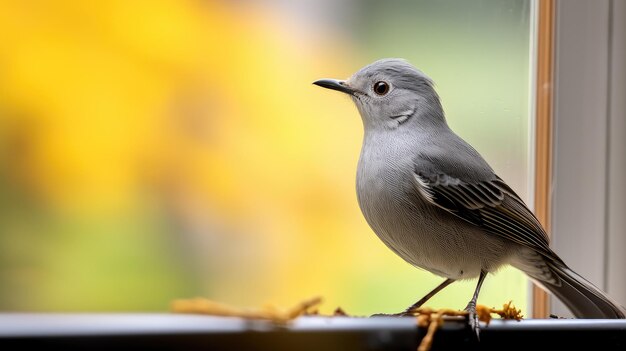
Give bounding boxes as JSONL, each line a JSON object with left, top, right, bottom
{"left": 414, "top": 172, "right": 556, "bottom": 258}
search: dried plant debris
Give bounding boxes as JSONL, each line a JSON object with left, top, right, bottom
{"left": 332, "top": 307, "right": 349, "bottom": 316}
{"left": 484, "top": 300, "right": 524, "bottom": 323}
{"left": 410, "top": 301, "right": 523, "bottom": 351}
{"left": 171, "top": 297, "right": 522, "bottom": 351}
{"left": 171, "top": 296, "right": 324, "bottom": 325}
{"left": 413, "top": 308, "right": 467, "bottom": 351}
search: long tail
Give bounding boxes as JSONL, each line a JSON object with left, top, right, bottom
{"left": 515, "top": 250, "right": 626, "bottom": 318}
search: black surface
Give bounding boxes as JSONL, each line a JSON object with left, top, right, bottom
{"left": 1, "top": 313, "right": 625, "bottom": 350}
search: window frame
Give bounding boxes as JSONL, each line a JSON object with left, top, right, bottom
{"left": 536, "top": 0, "right": 626, "bottom": 318}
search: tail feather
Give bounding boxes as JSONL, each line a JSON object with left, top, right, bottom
{"left": 525, "top": 258, "right": 626, "bottom": 319}
{"left": 514, "top": 249, "right": 625, "bottom": 318}
{"left": 541, "top": 261, "right": 625, "bottom": 318}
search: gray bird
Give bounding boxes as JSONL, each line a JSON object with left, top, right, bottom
{"left": 313, "top": 58, "right": 625, "bottom": 336}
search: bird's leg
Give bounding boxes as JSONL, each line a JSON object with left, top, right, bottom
{"left": 400, "top": 278, "right": 456, "bottom": 316}
{"left": 370, "top": 278, "right": 455, "bottom": 317}
{"left": 465, "top": 270, "right": 487, "bottom": 340}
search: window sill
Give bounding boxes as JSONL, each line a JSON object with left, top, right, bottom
{"left": 1, "top": 313, "right": 625, "bottom": 350}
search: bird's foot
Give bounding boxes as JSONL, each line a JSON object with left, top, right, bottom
{"left": 370, "top": 305, "right": 427, "bottom": 317}
{"left": 464, "top": 302, "right": 481, "bottom": 341}
{"left": 369, "top": 311, "right": 412, "bottom": 317}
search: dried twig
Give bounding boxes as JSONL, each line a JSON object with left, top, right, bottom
{"left": 411, "top": 307, "right": 469, "bottom": 351}
{"left": 410, "top": 301, "right": 523, "bottom": 351}
{"left": 171, "top": 296, "right": 323, "bottom": 324}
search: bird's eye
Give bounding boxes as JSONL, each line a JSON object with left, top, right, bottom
{"left": 373, "top": 81, "right": 390, "bottom": 95}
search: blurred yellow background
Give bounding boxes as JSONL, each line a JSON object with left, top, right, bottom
{"left": 0, "top": 0, "right": 532, "bottom": 315}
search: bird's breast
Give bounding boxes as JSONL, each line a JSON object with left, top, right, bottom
{"left": 356, "top": 141, "right": 435, "bottom": 266}
{"left": 355, "top": 138, "right": 510, "bottom": 279}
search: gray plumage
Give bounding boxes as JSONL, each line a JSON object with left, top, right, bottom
{"left": 314, "top": 58, "right": 625, "bottom": 326}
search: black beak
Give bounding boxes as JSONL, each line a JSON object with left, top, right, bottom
{"left": 313, "top": 79, "right": 356, "bottom": 95}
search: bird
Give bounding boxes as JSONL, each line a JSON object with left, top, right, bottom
{"left": 313, "top": 58, "right": 625, "bottom": 337}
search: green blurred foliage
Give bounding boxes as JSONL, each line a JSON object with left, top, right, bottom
{"left": 0, "top": 0, "right": 532, "bottom": 315}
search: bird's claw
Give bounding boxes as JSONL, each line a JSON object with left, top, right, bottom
{"left": 369, "top": 311, "right": 411, "bottom": 317}
{"left": 465, "top": 303, "right": 481, "bottom": 341}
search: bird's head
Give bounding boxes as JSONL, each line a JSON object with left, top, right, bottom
{"left": 314, "top": 58, "right": 445, "bottom": 131}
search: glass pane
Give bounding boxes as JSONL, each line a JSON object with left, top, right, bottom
{"left": 0, "top": 0, "right": 532, "bottom": 315}
{"left": 336, "top": 0, "right": 534, "bottom": 314}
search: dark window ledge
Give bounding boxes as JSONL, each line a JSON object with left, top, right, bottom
{"left": 1, "top": 313, "right": 625, "bottom": 350}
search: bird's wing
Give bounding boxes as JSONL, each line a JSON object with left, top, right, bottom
{"left": 413, "top": 171, "right": 555, "bottom": 257}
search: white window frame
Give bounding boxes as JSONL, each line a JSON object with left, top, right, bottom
{"left": 550, "top": 0, "right": 626, "bottom": 317}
